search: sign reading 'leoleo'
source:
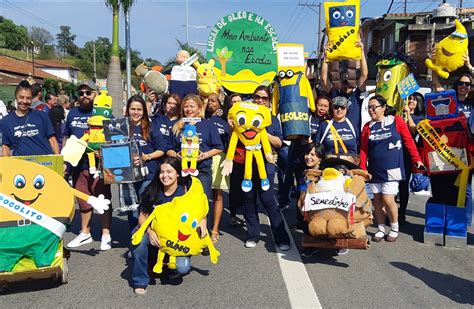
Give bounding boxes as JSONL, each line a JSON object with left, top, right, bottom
{"left": 206, "top": 11, "right": 278, "bottom": 94}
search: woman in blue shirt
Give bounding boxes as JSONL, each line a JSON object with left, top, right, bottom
{"left": 123, "top": 95, "right": 167, "bottom": 230}
{"left": 314, "top": 96, "right": 358, "bottom": 159}
{"left": 2, "top": 81, "right": 59, "bottom": 156}
{"left": 131, "top": 157, "right": 208, "bottom": 295}
{"left": 167, "top": 94, "right": 224, "bottom": 202}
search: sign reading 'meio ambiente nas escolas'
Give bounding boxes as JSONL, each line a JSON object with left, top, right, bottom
{"left": 206, "top": 11, "right": 278, "bottom": 94}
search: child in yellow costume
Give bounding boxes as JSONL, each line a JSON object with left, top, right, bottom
{"left": 131, "top": 177, "right": 219, "bottom": 274}
{"left": 426, "top": 19, "right": 469, "bottom": 79}
{"left": 272, "top": 43, "right": 315, "bottom": 140}
{"left": 0, "top": 157, "right": 110, "bottom": 272}
{"left": 221, "top": 102, "right": 274, "bottom": 192}
{"left": 181, "top": 122, "right": 200, "bottom": 176}
{"left": 324, "top": 0, "right": 361, "bottom": 62}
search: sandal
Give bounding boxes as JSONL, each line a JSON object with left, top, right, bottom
{"left": 386, "top": 230, "right": 399, "bottom": 242}
{"left": 371, "top": 229, "right": 385, "bottom": 242}
{"left": 211, "top": 231, "right": 219, "bottom": 243}
{"left": 134, "top": 288, "right": 147, "bottom": 295}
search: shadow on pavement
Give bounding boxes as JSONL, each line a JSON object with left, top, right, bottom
{"left": 0, "top": 278, "right": 61, "bottom": 295}
{"left": 390, "top": 262, "right": 474, "bottom": 305}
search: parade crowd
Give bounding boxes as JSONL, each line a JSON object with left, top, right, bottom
{"left": 1, "top": 45, "right": 472, "bottom": 295}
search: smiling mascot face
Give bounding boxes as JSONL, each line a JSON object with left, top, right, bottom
{"left": 0, "top": 157, "right": 74, "bottom": 223}
{"left": 425, "top": 19, "right": 468, "bottom": 79}
{"left": 228, "top": 101, "right": 272, "bottom": 144}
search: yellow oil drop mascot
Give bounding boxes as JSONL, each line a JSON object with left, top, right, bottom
{"left": 221, "top": 101, "right": 274, "bottom": 192}
{"left": 425, "top": 19, "right": 469, "bottom": 79}
{"left": 131, "top": 177, "right": 219, "bottom": 274}
{"left": 0, "top": 157, "right": 110, "bottom": 272}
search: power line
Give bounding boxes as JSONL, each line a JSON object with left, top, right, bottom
{"left": 284, "top": 8, "right": 309, "bottom": 42}
{"left": 279, "top": 4, "right": 300, "bottom": 40}
{"left": 280, "top": 5, "right": 305, "bottom": 42}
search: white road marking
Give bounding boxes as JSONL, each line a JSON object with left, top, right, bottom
{"left": 264, "top": 213, "right": 322, "bottom": 309}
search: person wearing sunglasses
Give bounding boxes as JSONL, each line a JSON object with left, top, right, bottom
{"left": 64, "top": 81, "right": 113, "bottom": 251}
{"left": 228, "top": 85, "right": 291, "bottom": 250}
{"left": 314, "top": 96, "right": 358, "bottom": 162}
{"left": 360, "top": 95, "right": 424, "bottom": 243}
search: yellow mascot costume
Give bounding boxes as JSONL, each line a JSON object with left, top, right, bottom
{"left": 324, "top": 0, "right": 361, "bottom": 62}
{"left": 131, "top": 177, "right": 219, "bottom": 274}
{"left": 221, "top": 101, "right": 274, "bottom": 192}
{"left": 192, "top": 59, "right": 221, "bottom": 96}
{"left": 425, "top": 19, "right": 469, "bottom": 79}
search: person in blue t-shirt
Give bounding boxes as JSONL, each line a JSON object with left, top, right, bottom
{"left": 314, "top": 96, "right": 358, "bottom": 158}
{"left": 205, "top": 93, "right": 231, "bottom": 243}
{"left": 230, "top": 85, "right": 291, "bottom": 251}
{"left": 321, "top": 39, "right": 368, "bottom": 133}
{"left": 123, "top": 95, "right": 167, "bottom": 231}
{"left": 65, "top": 80, "right": 113, "bottom": 252}
{"left": 131, "top": 157, "right": 208, "bottom": 295}
{"left": 167, "top": 94, "right": 224, "bottom": 202}
{"left": 2, "top": 80, "right": 59, "bottom": 156}
{"left": 153, "top": 93, "right": 181, "bottom": 140}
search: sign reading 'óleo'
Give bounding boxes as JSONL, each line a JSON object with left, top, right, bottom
{"left": 206, "top": 11, "right": 278, "bottom": 94}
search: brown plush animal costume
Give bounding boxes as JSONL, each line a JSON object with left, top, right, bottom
{"left": 303, "top": 167, "right": 372, "bottom": 239}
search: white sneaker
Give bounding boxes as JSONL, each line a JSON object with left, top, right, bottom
{"left": 337, "top": 248, "right": 349, "bottom": 256}
{"left": 245, "top": 240, "right": 257, "bottom": 248}
{"left": 67, "top": 231, "right": 92, "bottom": 248}
{"left": 100, "top": 234, "right": 112, "bottom": 251}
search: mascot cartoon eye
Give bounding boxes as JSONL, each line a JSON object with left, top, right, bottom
{"left": 237, "top": 114, "right": 246, "bottom": 126}
{"left": 251, "top": 116, "right": 263, "bottom": 128}
{"left": 332, "top": 10, "right": 341, "bottom": 19}
{"left": 104, "top": 110, "right": 110, "bottom": 117}
{"left": 180, "top": 213, "right": 188, "bottom": 223}
{"left": 33, "top": 174, "right": 45, "bottom": 189}
{"left": 383, "top": 70, "right": 392, "bottom": 82}
{"left": 13, "top": 174, "right": 26, "bottom": 189}
{"left": 191, "top": 219, "right": 198, "bottom": 229}
{"left": 346, "top": 9, "right": 354, "bottom": 18}
{"left": 92, "top": 108, "right": 96, "bottom": 114}
{"left": 286, "top": 70, "right": 294, "bottom": 78}
{"left": 279, "top": 70, "right": 286, "bottom": 79}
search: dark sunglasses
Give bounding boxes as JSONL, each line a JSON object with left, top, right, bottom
{"left": 253, "top": 94, "right": 269, "bottom": 102}
{"left": 78, "top": 90, "right": 92, "bottom": 97}
{"left": 333, "top": 105, "right": 346, "bottom": 110}
{"left": 457, "top": 81, "right": 471, "bottom": 87}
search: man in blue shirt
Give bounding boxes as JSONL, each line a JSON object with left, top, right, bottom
{"left": 64, "top": 80, "right": 113, "bottom": 251}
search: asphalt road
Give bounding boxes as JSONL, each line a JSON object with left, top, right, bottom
{"left": 1, "top": 185, "right": 473, "bottom": 308}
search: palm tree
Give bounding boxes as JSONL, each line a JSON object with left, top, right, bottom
{"left": 104, "top": 0, "right": 136, "bottom": 117}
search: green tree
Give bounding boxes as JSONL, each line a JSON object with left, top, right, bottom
{"left": 29, "top": 26, "right": 54, "bottom": 50}
{"left": 38, "top": 45, "right": 56, "bottom": 59}
{"left": 56, "top": 25, "right": 78, "bottom": 56}
{"left": 80, "top": 37, "right": 111, "bottom": 64}
{"left": 105, "top": 0, "right": 137, "bottom": 117}
{"left": 0, "top": 17, "right": 28, "bottom": 50}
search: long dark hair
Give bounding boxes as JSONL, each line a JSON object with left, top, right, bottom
{"left": 49, "top": 105, "right": 65, "bottom": 128}
{"left": 370, "top": 94, "right": 397, "bottom": 116}
{"left": 140, "top": 157, "right": 191, "bottom": 214}
{"left": 158, "top": 93, "right": 182, "bottom": 118}
{"left": 125, "top": 94, "right": 151, "bottom": 141}
{"left": 304, "top": 142, "right": 326, "bottom": 162}
{"left": 408, "top": 92, "right": 425, "bottom": 117}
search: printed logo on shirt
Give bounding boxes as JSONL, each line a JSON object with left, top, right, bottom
{"left": 70, "top": 118, "right": 89, "bottom": 129}
{"left": 327, "top": 128, "right": 355, "bottom": 141}
{"left": 369, "top": 126, "right": 392, "bottom": 141}
{"left": 13, "top": 124, "right": 39, "bottom": 138}
{"left": 159, "top": 125, "right": 170, "bottom": 136}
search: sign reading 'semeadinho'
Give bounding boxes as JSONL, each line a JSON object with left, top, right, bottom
{"left": 206, "top": 11, "right": 278, "bottom": 94}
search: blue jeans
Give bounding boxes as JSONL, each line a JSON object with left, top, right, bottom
{"left": 197, "top": 166, "right": 212, "bottom": 203}
{"left": 131, "top": 231, "right": 191, "bottom": 289}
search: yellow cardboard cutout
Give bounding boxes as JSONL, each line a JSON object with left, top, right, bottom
{"left": 324, "top": 0, "right": 361, "bottom": 62}
{"left": 193, "top": 59, "right": 221, "bottom": 96}
{"left": 375, "top": 59, "right": 410, "bottom": 113}
{"left": 221, "top": 102, "right": 273, "bottom": 192}
{"left": 425, "top": 19, "right": 468, "bottom": 79}
{"left": 0, "top": 157, "right": 110, "bottom": 272}
{"left": 131, "top": 177, "right": 220, "bottom": 274}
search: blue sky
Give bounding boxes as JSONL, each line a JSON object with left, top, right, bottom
{"left": 0, "top": 0, "right": 472, "bottom": 63}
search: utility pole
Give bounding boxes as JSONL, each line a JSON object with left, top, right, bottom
{"left": 185, "top": 0, "right": 189, "bottom": 44}
{"left": 125, "top": 8, "right": 132, "bottom": 99}
{"left": 30, "top": 41, "right": 35, "bottom": 78}
{"left": 298, "top": 1, "right": 323, "bottom": 58}
{"left": 93, "top": 43, "right": 97, "bottom": 83}
{"left": 404, "top": 0, "right": 407, "bottom": 13}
